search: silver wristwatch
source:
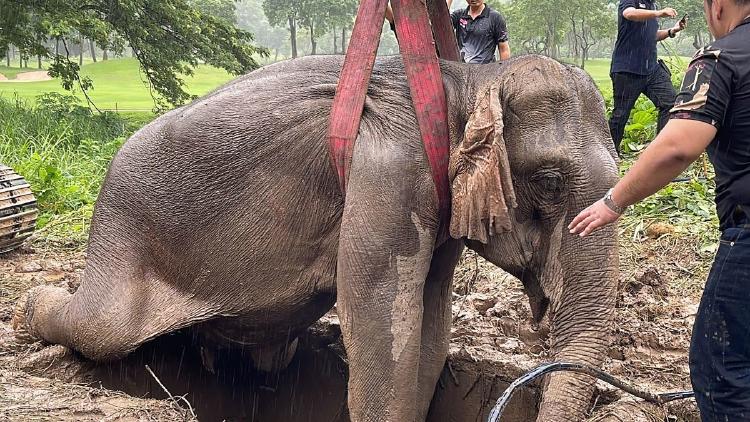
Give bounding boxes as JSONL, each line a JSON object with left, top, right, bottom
{"left": 603, "top": 188, "right": 626, "bottom": 214}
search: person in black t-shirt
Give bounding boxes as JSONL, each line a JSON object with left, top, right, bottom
{"left": 609, "top": 0, "right": 687, "bottom": 153}
{"left": 570, "top": 1, "right": 750, "bottom": 419}
{"left": 385, "top": 1, "right": 510, "bottom": 63}
{"left": 448, "top": 0, "right": 510, "bottom": 63}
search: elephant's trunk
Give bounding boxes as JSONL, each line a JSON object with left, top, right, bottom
{"left": 536, "top": 223, "right": 619, "bottom": 421}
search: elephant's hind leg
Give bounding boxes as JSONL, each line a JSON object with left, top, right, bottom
{"left": 13, "top": 251, "right": 216, "bottom": 361}
{"left": 416, "top": 239, "right": 464, "bottom": 419}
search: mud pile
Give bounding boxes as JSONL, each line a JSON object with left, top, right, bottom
{"left": 0, "top": 232, "right": 704, "bottom": 421}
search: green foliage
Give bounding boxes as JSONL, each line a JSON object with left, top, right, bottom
{"left": 620, "top": 153, "right": 719, "bottom": 253}
{"left": 620, "top": 97, "right": 658, "bottom": 153}
{"left": 188, "top": 0, "right": 237, "bottom": 23}
{"left": 0, "top": 0, "right": 267, "bottom": 109}
{"left": 610, "top": 66, "right": 719, "bottom": 250}
{"left": 0, "top": 95, "right": 144, "bottom": 242}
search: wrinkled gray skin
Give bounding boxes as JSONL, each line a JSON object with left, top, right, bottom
{"left": 14, "top": 55, "right": 618, "bottom": 421}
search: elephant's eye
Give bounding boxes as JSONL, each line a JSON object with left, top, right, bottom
{"left": 531, "top": 170, "right": 566, "bottom": 198}
{"left": 542, "top": 175, "right": 562, "bottom": 192}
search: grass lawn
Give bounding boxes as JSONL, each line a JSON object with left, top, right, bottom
{"left": 0, "top": 58, "right": 234, "bottom": 111}
{"left": 576, "top": 55, "right": 692, "bottom": 92}
{"left": 579, "top": 59, "right": 612, "bottom": 88}
{"left": 1, "top": 55, "right": 691, "bottom": 112}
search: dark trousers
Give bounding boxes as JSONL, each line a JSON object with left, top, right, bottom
{"left": 690, "top": 223, "right": 750, "bottom": 421}
{"left": 608, "top": 64, "right": 676, "bottom": 153}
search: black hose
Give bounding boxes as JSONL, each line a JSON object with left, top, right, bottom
{"left": 672, "top": 177, "right": 707, "bottom": 183}
{"left": 487, "top": 362, "right": 694, "bottom": 422}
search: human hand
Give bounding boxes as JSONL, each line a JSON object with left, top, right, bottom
{"left": 658, "top": 8, "right": 677, "bottom": 18}
{"left": 568, "top": 200, "right": 622, "bottom": 237}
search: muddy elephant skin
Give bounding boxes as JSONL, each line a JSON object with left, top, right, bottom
{"left": 14, "top": 55, "right": 619, "bottom": 421}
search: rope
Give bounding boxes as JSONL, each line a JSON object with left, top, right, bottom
{"left": 487, "top": 362, "right": 694, "bottom": 422}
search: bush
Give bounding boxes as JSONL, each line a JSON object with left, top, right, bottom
{"left": 620, "top": 97, "right": 659, "bottom": 154}
{"left": 0, "top": 95, "right": 149, "bottom": 242}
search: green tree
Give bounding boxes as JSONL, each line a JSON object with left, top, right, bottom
{"left": 236, "top": 0, "right": 289, "bottom": 61}
{"left": 504, "top": 0, "right": 567, "bottom": 58}
{"left": 263, "top": 1, "right": 302, "bottom": 58}
{"left": 263, "top": 0, "right": 357, "bottom": 57}
{"left": 0, "top": 0, "right": 267, "bottom": 109}
{"left": 669, "top": 0, "right": 712, "bottom": 49}
{"left": 564, "top": 0, "right": 616, "bottom": 68}
{"left": 189, "top": 0, "right": 237, "bottom": 23}
{"left": 318, "top": 0, "right": 357, "bottom": 55}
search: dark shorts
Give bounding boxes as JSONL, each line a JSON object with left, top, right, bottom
{"left": 690, "top": 225, "right": 750, "bottom": 421}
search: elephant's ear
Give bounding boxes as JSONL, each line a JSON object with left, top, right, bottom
{"left": 449, "top": 83, "right": 517, "bottom": 244}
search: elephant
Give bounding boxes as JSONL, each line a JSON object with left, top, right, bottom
{"left": 13, "top": 54, "right": 619, "bottom": 421}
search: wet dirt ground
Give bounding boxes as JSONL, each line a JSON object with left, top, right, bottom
{"left": 0, "top": 227, "right": 705, "bottom": 421}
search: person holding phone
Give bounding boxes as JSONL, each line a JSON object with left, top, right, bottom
{"left": 609, "top": 0, "right": 687, "bottom": 154}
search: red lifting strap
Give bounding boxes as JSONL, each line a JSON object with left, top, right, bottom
{"left": 425, "top": 0, "right": 460, "bottom": 62}
{"left": 327, "top": 0, "right": 389, "bottom": 194}
{"left": 327, "top": 0, "right": 458, "bottom": 240}
{"left": 391, "top": 0, "right": 452, "bottom": 235}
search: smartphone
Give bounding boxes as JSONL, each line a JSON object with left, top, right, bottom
{"left": 680, "top": 13, "right": 688, "bottom": 24}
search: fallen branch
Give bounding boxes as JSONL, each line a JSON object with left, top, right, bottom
{"left": 144, "top": 364, "right": 197, "bottom": 420}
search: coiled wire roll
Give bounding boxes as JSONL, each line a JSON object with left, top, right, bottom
{"left": 0, "top": 165, "right": 37, "bottom": 254}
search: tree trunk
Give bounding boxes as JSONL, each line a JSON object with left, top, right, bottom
{"left": 103, "top": 48, "right": 108, "bottom": 60}
{"left": 581, "top": 47, "right": 588, "bottom": 69}
{"left": 89, "top": 40, "right": 97, "bottom": 62}
{"left": 333, "top": 26, "right": 338, "bottom": 54}
{"left": 342, "top": 27, "right": 348, "bottom": 53}
{"left": 5, "top": 49, "right": 9, "bottom": 67}
{"left": 37, "top": 55, "right": 42, "bottom": 69}
{"left": 55, "top": 38, "right": 60, "bottom": 56}
{"left": 79, "top": 36, "right": 84, "bottom": 66}
{"left": 310, "top": 21, "right": 317, "bottom": 55}
{"left": 288, "top": 17, "right": 298, "bottom": 58}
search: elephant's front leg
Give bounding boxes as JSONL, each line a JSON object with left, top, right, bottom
{"left": 336, "top": 167, "right": 438, "bottom": 421}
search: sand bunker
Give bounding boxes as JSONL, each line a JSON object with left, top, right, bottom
{"left": 0, "top": 71, "right": 53, "bottom": 82}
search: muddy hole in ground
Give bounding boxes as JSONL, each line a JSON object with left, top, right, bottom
{"left": 27, "top": 319, "right": 540, "bottom": 422}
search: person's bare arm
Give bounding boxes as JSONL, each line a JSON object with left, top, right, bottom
{"left": 623, "top": 6, "right": 676, "bottom": 21}
{"left": 569, "top": 119, "right": 716, "bottom": 236}
{"left": 498, "top": 42, "right": 510, "bottom": 60}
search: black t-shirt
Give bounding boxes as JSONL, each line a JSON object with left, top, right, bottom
{"left": 611, "top": 0, "right": 659, "bottom": 75}
{"left": 450, "top": 5, "right": 508, "bottom": 64}
{"left": 671, "top": 18, "right": 750, "bottom": 230}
